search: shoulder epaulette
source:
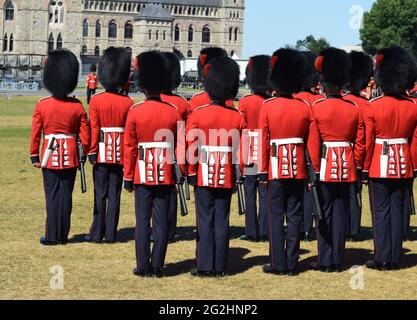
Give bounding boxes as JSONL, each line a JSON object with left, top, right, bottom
{"left": 92, "top": 91, "right": 105, "bottom": 98}
{"left": 294, "top": 97, "right": 310, "bottom": 106}
{"left": 369, "top": 95, "right": 384, "bottom": 103}
{"left": 312, "top": 97, "right": 327, "bottom": 106}
{"left": 130, "top": 101, "right": 146, "bottom": 110}
{"left": 38, "top": 96, "right": 52, "bottom": 103}
{"left": 263, "top": 97, "right": 278, "bottom": 105}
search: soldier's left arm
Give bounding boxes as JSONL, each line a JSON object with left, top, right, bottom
{"left": 409, "top": 120, "right": 417, "bottom": 177}
{"left": 353, "top": 109, "right": 366, "bottom": 170}
{"left": 257, "top": 105, "right": 269, "bottom": 181}
{"left": 30, "top": 102, "right": 42, "bottom": 167}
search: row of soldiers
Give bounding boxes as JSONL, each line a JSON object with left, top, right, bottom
{"left": 30, "top": 44, "right": 417, "bottom": 277}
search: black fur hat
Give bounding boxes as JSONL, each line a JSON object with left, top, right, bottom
{"left": 135, "top": 51, "right": 170, "bottom": 94}
{"left": 269, "top": 48, "right": 308, "bottom": 94}
{"left": 246, "top": 55, "right": 270, "bottom": 93}
{"left": 204, "top": 56, "right": 240, "bottom": 102}
{"left": 375, "top": 46, "right": 417, "bottom": 94}
{"left": 315, "top": 47, "right": 352, "bottom": 90}
{"left": 197, "top": 47, "right": 227, "bottom": 79}
{"left": 90, "top": 64, "right": 97, "bottom": 72}
{"left": 349, "top": 51, "right": 374, "bottom": 93}
{"left": 98, "top": 47, "right": 131, "bottom": 92}
{"left": 162, "top": 52, "right": 181, "bottom": 91}
{"left": 43, "top": 50, "right": 79, "bottom": 99}
{"left": 302, "top": 51, "right": 321, "bottom": 90}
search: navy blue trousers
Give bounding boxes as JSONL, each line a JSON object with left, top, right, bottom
{"left": 316, "top": 183, "right": 350, "bottom": 267}
{"left": 195, "top": 187, "right": 233, "bottom": 273}
{"left": 267, "top": 180, "right": 304, "bottom": 271}
{"left": 243, "top": 175, "right": 268, "bottom": 237}
{"left": 301, "top": 190, "right": 314, "bottom": 234}
{"left": 369, "top": 179, "right": 410, "bottom": 264}
{"left": 89, "top": 164, "right": 123, "bottom": 242}
{"left": 134, "top": 185, "right": 173, "bottom": 271}
{"left": 403, "top": 181, "right": 413, "bottom": 238}
{"left": 168, "top": 188, "right": 178, "bottom": 241}
{"left": 347, "top": 180, "right": 362, "bottom": 237}
{"left": 42, "top": 169, "right": 77, "bottom": 242}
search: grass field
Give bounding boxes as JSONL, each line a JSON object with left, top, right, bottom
{"left": 1, "top": 94, "right": 417, "bottom": 300}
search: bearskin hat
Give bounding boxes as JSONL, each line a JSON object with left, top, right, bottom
{"left": 98, "top": 47, "right": 131, "bottom": 92}
{"left": 315, "top": 47, "right": 352, "bottom": 90}
{"left": 43, "top": 50, "right": 79, "bottom": 99}
{"left": 204, "top": 56, "right": 240, "bottom": 102}
{"left": 90, "top": 64, "right": 97, "bottom": 73}
{"left": 302, "top": 51, "right": 321, "bottom": 90}
{"left": 349, "top": 51, "right": 374, "bottom": 93}
{"left": 197, "top": 47, "right": 227, "bottom": 79}
{"left": 375, "top": 46, "right": 417, "bottom": 94}
{"left": 135, "top": 51, "right": 170, "bottom": 94}
{"left": 162, "top": 52, "right": 181, "bottom": 92}
{"left": 246, "top": 55, "right": 270, "bottom": 93}
{"left": 269, "top": 48, "right": 308, "bottom": 94}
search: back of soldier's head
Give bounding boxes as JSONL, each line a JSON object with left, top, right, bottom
{"left": 135, "top": 50, "right": 170, "bottom": 95}
{"left": 204, "top": 56, "right": 240, "bottom": 102}
{"left": 162, "top": 52, "right": 181, "bottom": 92}
{"left": 43, "top": 49, "right": 79, "bottom": 100}
{"left": 246, "top": 55, "right": 270, "bottom": 94}
{"left": 198, "top": 47, "right": 228, "bottom": 80}
{"left": 99, "top": 47, "right": 131, "bottom": 92}
{"left": 348, "top": 51, "right": 374, "bottom": 94}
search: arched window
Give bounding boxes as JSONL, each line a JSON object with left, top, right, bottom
{"left": 187, "top": 50, "right": 192, "bottom": 58}
{"left": 163, "top": 31, "right": 166, "bottom": 41}
{"left": 95, "top": 20, "right": 101, "bottom": 38}
{"left": 202, "top": 26, "right": 211, "bottom": 43}
{"left": 81, "top": 45, "right": 87, "bottom": 55}
{"left": 94, "top": 45, "right": 100, "bottom": 56}
{"left": 49, "top": 1, "right": 64, "bottom": 25}
{"left": 9, "top": 34, "right": 13, "bottom": 52}
{"left": 83, "top": 19, "right": 89, "bottom": 38}
{"left": 124, "top": 21, "right": 133, "bottom": 39}
{"left": 229, "top": 27, "right": 233, "bottom": 42}
{"left": 3, "top": 34, "right": 7, "bottom": 52}
{"left": 234, "top": 28, "right": 239, "bottom": 42}
{"left": 48, "top": 33, "right": 54, "bottom": 52}
{"left": 148, "top": 30, "right": 152, "bottom": 40}
{"left": 108, "top": 20, "right": 117, "bottom": 38}
{"left": 5, "top": 0, "right": 14, "bottom": 21}
{"left": 155, "top": 30, "right": 159, "bottom": 41}
{"left": 174, "top": 24, "right": 180, "bottom": 42}
{"left": 57, "top": 33, "right": 62, "bottom": 50}
{"left": 188, "top": 25, "right": 193, "bottom": 42}
{"left": 126, "top": 47, "right": 132, "bottom": 58}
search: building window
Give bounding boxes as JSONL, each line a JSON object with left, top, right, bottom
{"left": 94, "top": 45, "right": 100, "bottom": 56}
{"left": 5, "top": 0, "right": 14, "bottom": 21}
{"left": 9, "top": 34, "right": 13, "bottom": 52}
{"left": 229, "top": 27, "right": 233, "bottom": 42}
{"left": 83, "top": 19, "right": 89, "bottom": 38}
{"left": 202, "top": 26, "right": 211, "bottom": 43}
{"left": 124, "top": 21, "right": 133, "bottom": 39}
{"left": 49, "top": 1, "right": 64, "bottom": 25}
{"left": 108, "top": 20, "right": 117, "bottom": 38}
{"left": 81, "top": 45, "right": 87, "bottom": 55}
{"left": 163, "top": 31, "right": 166, "bottom": 41}
{"left": 95, "top": 20, "right": 101, "bottom": 38}
{"left": 174, "top": 25, "right": 180, "bottom": 42}
{"left": 57, "top": 33, "right": 62, "bottom": 50}
{"left": 188, "top": 25, "right": 193, "bottom": 42}
{"left": 48, "top": 33, "right": 54, "bottom": 52}
{"left": 235, "top": 28, "right": 239, "bottom": 42}
{"left": 155, "top": 31, "right": 159, "bottom": 41}
{"left": 187, "top": 50, "right": 192, "bottom": 58}
{"left": 3, "top": 34, "right": 8, "bottom": 52}
{"left": 148, "top": 30, "right": 152, "bottom": 40}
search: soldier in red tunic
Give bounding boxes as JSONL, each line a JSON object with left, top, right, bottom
{"left": 188, "top": 47, "right": 235, "bottom": 117}
{"left": 124, "top": 51, "right": 185, "bottom": 278}
{"left": 30, "top": 50, "right": 91, "bottom": 246}
{"left": 294, "top": 51, "right": 325, "bottom": 242}
{"left": 363, "top": 46, "right": 417, "bottom": 271}
{"left": 238, "top": 55, "right": 271, "bottom": 243}
{"left": 86, "top": 47, "right": 134, "bottom": 244}
{"left": 258, "top": 49, "right": 320, "bottom": 276}
{"left": 342, "top": 51, "right": 373, "bottom": 242}
{"left": 86, "top": 64, "right": 98, "bottom": 105}
{"left": 187, "top": 57, "right": 246, "bottom": 277}
{"left": 161, "top": 52, "right": 189, "bottom": 243}
{"left": 308, "top": 48, "right": 364, "bottom": 273}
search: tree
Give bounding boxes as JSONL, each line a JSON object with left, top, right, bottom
{"left": 295, "top": 35, "right": 330, "bottom": 53}
{"left": 360, "top": 0, "right": 417, "bottom": 56}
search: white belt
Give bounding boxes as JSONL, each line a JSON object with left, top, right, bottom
{"left": 248, "top": 131, "right": 259, "bottom": 138}
{"left": 323, "top": 141, "right": 351, "bottom": 148}
{"left": 44, "top": 134, "right": 76, "bottom": 140}
{"left": 101, "top": 127, "right": 124, "bottom": 133}
{"left": 375, "top": 138, "right": 408, "bottom": 145}
{"left": 201, "top": 145, "right": 233, "bottom": 153}
{"left": 270, "top": 138, "right": 304, "bottom": 146}
{"left": 138, "top": 142, "right": 172, "bottom": 149}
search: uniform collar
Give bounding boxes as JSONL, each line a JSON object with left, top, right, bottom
{"left": 147, "top": 96, "right": 162, "bottom": 102}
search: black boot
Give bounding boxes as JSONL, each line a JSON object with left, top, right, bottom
{"left": 40, "top": 236, "right": 59, "bottom": 246}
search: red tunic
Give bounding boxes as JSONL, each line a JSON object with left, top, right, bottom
{"left": 88, "top": 92, "right": 135, "bottom": 165}
{"left": 294, "top": 91, "right": 325, "bottom": 105}
{"left": 188, "top": 91, "right": 235, "bottom": 118}
{"left": 258, "top": 96, "right": 320, "bottom": 180}
{"left": 363, "top": 95, "right": 417, "bottom": 179}
{"left": 186, "top": 104, "right": 246, "bottom": 189}
{"left": 124, "top": 99, "right": 184, "bottom": 185}
{"left": 86, "top": 73, "right": 98, "bottom": 90}
{"left": 161, "top": 93, "right": 189, "bottom": 121}
{"left": 30, "top": 96, "right": 90, "bottom": 170}
{"left": 308, "top": 96, "right": 362, "bottom": 183}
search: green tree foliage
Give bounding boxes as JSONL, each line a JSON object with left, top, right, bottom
{"left": 361, "top": 0, "right": 417, "bottom": 56}
{"left": 295, "top": 35, "right": 331, "bottom": 53}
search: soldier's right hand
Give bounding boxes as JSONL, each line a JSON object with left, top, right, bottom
{"left": 31, "top": 156, "right": 41, "bottom": 169}
{"left": 124, "top": 180, "right": 134, "bottom": 193}
{"left": 88, "top": 154, "right": 97, "bottom": 165}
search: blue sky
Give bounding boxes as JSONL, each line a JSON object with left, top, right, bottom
{"left": 243, "top": 0, "right": 376, "bottom": 58}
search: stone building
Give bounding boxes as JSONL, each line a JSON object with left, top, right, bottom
{"left": 0, "top": 0, "right": 245, "bottom": 73}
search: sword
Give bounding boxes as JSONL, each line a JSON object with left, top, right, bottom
{"left": 41, "top": 137, "right": 56, "bottom": 168}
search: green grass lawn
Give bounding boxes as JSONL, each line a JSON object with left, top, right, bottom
{"left": 1, "top": 95, "right": 417, "bottom": 300}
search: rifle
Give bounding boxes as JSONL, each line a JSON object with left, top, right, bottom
{"left": 305, "top": 149, "right": 324, "bottom": 221}
{"left": 77, "top": 137, "right": 87, "bottom": 194}
{"left": 172, "top": 151, "right": 188, "bottom": 217}
{"left": 235, "top": 165, "right": 246, "bottom": 216}
{"left": 185, "top": 177, "right": 191, "bottom": 201}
